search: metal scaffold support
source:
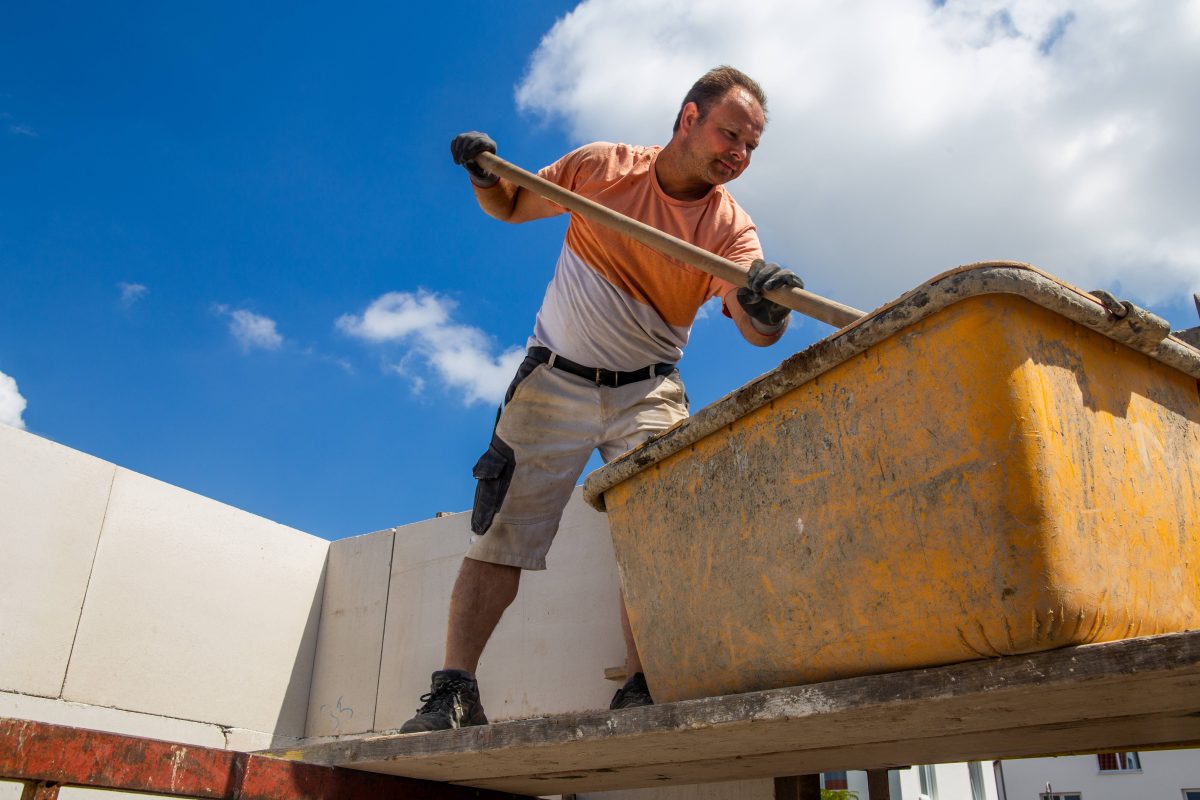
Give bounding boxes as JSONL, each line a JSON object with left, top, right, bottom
{"left": 0, "top": 718, "right": 532, "bottom": 800}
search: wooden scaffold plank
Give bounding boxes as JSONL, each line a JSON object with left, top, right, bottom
{"left": 268, "top": 631, "right": 1200, "bottom": 796}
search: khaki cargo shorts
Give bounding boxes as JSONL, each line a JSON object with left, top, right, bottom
{"left": 466, "top": 354, "right": 688, "bottom": 570}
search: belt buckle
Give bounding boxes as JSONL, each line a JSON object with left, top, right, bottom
{"left": 594, "top": 367, "right": 603, "bottom": 386}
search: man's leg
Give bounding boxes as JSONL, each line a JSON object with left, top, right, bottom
{"left": 602, "top": 371, "right": 691, "bottom": 710}
{"left": 609, "top": 591, "right": 653, "bottom": 709}
{"left": 401, "top": 363, "right": 598, "bottom": 732}
{"left": 619, "top": 591, "right": 642, "bottom": 677}
{"left": 398, "top": 557, "right": 514, "bottom": 733}
{"left": 444, "top": 556, "right": 521, "bottom": 673}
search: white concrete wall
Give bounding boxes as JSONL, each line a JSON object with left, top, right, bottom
{"left": 305, "top": 527, "right": 395, "bottom": 737}
{"left": 0, "top": 424, "right": 327, "bottom": 750}
{"left": 0, "top": 424, "right": 114, "bottom": 698}
{"left": 306, "top": 493, "right": 627, "bottom": 736}
{"left": 998, "top": 750, "right": 1200, "bottom": 800}
{"left": 0, "top": 781, "right": 167, "bottom": 800}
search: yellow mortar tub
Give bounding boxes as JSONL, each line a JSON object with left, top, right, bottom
{"left": 583, "top": 262, "right": 1200, "bottom": 703}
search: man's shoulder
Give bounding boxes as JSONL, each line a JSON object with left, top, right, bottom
{"left": 549, "top": 141, "right": 659, "bottom": 184}
{"left": 567, "top": 141, "right": 659, "bottom": 163}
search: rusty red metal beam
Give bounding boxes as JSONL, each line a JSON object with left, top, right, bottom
{"left": 1, "top": 718, "right": 530, "bottom": 800}
{"left": 19, "top": 782, "right": 60, "bottom": 800}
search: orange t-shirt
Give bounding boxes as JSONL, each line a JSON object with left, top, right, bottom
{"left": 527, "top": 142, "right": 762, "bottom": 370}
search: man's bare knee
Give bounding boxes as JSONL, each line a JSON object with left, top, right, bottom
{"left": 459, "top": 556, "right": 521, "bottom": 585}
{"left": 445, "top": 557, "right": 523, "bottom": 673}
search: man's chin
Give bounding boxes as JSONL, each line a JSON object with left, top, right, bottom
{"left": 710, "top": 165, "right": 740, "bottom": 185}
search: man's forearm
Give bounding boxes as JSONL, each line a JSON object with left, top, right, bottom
{"left": 727, "top": 290, "right": 788, "bottom": 346}
{"left": 473, "top": 179, "right": 522, "bottom": 222}
{"left": 473, "top": 179, "right": 563, "bottom": 224}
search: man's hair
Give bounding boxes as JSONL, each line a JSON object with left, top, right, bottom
{"left": 672, "top": 66, "right": 768, "bottom": 133}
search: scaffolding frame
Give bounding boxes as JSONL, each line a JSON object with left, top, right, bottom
{"left": 0, "top": 718, "right": 531, "bottom": 800}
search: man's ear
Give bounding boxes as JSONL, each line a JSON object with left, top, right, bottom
{"left": 678, "top": 101, "right": 701, "bottom": 134}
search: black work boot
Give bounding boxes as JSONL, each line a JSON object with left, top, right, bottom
{"left": 399, "top": 669, "right": 489, "bottom": 732}
{"left": 609, "top": 672, "right": 654, "bottom": 709}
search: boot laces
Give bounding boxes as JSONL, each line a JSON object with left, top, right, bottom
{"left": 416, "top": 678, "right": 471, "bottom": 718}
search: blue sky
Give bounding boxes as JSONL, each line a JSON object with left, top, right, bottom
{"left": 4, "top": 2, "right": 1198, "bottom": 539}
{"left": 0, "top": 3, "right": 809, "bottom": 538}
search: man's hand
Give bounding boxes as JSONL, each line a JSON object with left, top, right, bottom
{"left": 451, "top": 132, "right": 500, "bottom": 188}
{"left": 737, "top": 259, "right": 804, "bottom": 328}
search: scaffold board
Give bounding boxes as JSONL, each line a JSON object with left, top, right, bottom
{"left": 266, "top": 630, "right": 1200, "bottom": 796}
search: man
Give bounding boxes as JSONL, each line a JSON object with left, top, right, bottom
{"left": 400, "top": 66, "right": 802, "bottom": 733}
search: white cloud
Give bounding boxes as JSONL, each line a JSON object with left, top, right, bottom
{"left": 118, "top": 281, "right": 148, "bottom": 309}
{"left": 336, "top": 291, "right": 450, "bottom": 342}
{"left": 214, "top": 305, "right": 285, "bottom": 352}
{"left": 693, "top": 294, "right": 723, "bottom": 322}
{"left": 518, "top": 0, "right": 1200, "bottom": 311}
{"left": 0, "top": 370, "right": 28, "bottom": 429}
{"left": 338, "top": 290, "right": 525, "bottom": 406}
{"left": 8, "top": 124, "right": 37, "bottom": 138}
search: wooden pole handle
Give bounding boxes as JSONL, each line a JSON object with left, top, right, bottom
{"left": 474, "top": 151, "right": 864, "bottom": 328}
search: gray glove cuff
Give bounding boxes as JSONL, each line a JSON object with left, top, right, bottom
{"left": 467, "top": 168, "right": 499, "bottom": 188}
{"left": 737, "top": 288, "right": 792, "bottom": 327}
{"left": 451, "top": 131, "right": 500, "bottom": 188}
{"left": 737, "top": 259, "right": 803, "bottom": 328}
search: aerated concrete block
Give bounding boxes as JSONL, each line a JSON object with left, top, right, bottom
{"left": 0, "top": 690, "right": 227, "bottom": 748}
{"left": 0, "top": 426, "right": 116, "bottom": 697}
{"left": 62, "top": 467, "right": 328, "bottom": 737}
{"left": 305, "top": 528, "right": 395, "bottom": 737}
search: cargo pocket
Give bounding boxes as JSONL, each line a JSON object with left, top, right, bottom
{"left": 660, "top": 370, "right": 690, "bottom": 415}
{"left": 470, "top": 437, "right": 515, "bottom": 535}
{"left": 669, "top": 371, "right": 690, "bottom": 413}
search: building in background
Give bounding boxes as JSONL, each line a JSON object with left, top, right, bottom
{"left": 818, "top": 762, "right": 999, "bottom": 800}
{"left": 995, "top": 750, "right": 1199, "bottom": 800}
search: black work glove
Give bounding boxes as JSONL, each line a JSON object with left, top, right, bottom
{"left": 450, "top": 131, "right": 499, "bottom": 188}
{"left": 736, "top": 259, "right": 804, "bottom": 328}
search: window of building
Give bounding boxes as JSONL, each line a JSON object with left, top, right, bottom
{"left": 821, "top": 771, "right": 849, "bottom": 790}
{"left": 1039, "top": 793, "right": 1081, "bottom": 800}
{"left": 1097, "top": 752, "right": 1141, "bottom": 772}
{"left": 1182, "top": 790, "right": 1200, "bottom": 800}
{"left": 918, "top": 765, "right": 938, "bottom": 800}
{"left": 968, "top": 761, "right": 986, "bottom": 800}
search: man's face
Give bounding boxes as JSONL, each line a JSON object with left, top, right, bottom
{"left": 678, "top": 87, "right": 766, "bottom": 187}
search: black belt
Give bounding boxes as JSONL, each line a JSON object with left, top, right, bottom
{"left": 528, "top": 346, "right": 675, "bottom": 388}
